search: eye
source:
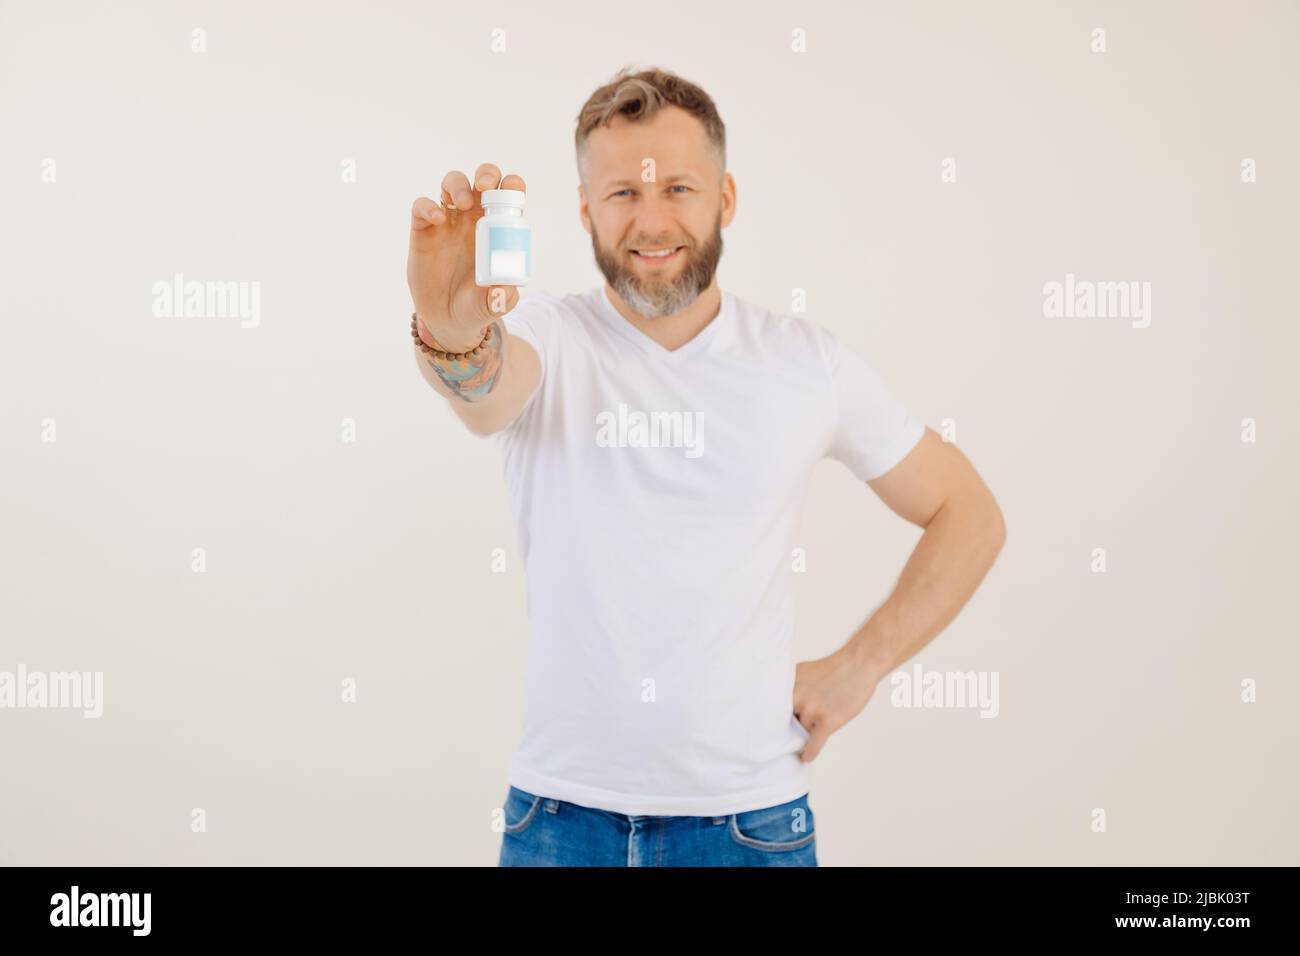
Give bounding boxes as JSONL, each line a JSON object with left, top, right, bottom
{"left": 670, "top": 185, "right": 691, "bottom": 193}
{"left": 610, "top": 188, "right": 633, "bottom": 198}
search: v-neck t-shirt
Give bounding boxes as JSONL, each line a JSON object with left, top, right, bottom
{"left": 492, "top": 285, "right": 926, "bottom": 816}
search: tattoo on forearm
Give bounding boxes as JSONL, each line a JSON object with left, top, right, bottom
{"left": 422, "top": 321, "right": 506, "bottom": 403}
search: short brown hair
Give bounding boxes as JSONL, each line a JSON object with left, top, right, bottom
{"left": 574, "top": 66, "right": 726, "bottom": 186}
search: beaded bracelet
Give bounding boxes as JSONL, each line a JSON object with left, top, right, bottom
{"left": 410, "top": 313, "right": 491, "bottom": 359}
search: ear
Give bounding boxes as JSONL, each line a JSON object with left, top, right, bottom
{"left": 578, "top": 182, "right": 593, "bottom": 236}
{"left": 720, "top": 172, "right": 737, "bottom": 229}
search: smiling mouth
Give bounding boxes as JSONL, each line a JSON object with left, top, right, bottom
{"left": 630, "top": 246, "right": 686, "bottom": 262}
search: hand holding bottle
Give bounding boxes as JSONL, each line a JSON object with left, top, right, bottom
{"left": 408, "top": 165, "right": 527, "bottom": 352}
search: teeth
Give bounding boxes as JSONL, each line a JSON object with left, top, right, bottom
{"left": 635, "top": 247, "right": 678, "bottom": 257}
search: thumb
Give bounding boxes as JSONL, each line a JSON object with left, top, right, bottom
{"left": 799, "top": 721, "right": 828, "bottom": 762}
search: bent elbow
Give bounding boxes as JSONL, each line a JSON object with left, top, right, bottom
{"left": 988, "top": 501, "right": 1007, "bottom": 555}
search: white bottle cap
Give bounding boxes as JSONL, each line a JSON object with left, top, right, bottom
{"left": 480, "top": 188, "right": 526, "bottom": 207}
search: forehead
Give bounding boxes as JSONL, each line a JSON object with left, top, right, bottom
{"left": 585, "top": 106, "right": 716, "bottom": 183}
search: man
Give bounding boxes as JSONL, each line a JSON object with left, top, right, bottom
{"left": 407, "top": 66, "right": 1006, "bottom": 866}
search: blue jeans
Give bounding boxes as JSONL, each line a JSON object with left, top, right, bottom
{"left": 497, "top": 785, "right": 818, "bottom": 866}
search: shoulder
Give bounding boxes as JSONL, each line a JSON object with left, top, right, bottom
{"left": 502, "top": 287, "right": 606, "bottom": 326}
{"left": 498, "top": 288, "right": 575, "bottom": 343}
{"left": 726, "top": 291, "right": 838, "bottom": 375}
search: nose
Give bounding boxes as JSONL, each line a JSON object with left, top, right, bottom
{"left": 629, "top": 193, "right": 682, "bottom": 246}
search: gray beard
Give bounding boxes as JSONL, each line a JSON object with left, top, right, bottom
{"left": 591, "top": 211, "right": 724, "bottom": 319}
{"left": 611, "top": 273, "right": 703, "bottom": 318}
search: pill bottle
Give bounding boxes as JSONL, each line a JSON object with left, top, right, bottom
{"left": 475, "top": 189, "right": 531, "bottom": 286}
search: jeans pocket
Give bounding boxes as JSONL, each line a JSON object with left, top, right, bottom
{"left": 729, "top": 794, "right": 816, "bottom": 851}
{"left": 502, "top": 785, "right": 543, "bottom": 835}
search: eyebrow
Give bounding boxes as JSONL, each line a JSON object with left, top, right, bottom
{"left": 605, "top": 174, "right": 697, "bottom": 189}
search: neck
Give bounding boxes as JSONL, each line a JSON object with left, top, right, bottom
{"left": 604, "top": 280, "right": 722, "bottom": 352}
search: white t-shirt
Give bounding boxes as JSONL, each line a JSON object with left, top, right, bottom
{"left": 493, "top": 284, "right": 925, "bottom": 816}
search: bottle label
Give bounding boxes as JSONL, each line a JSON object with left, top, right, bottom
{"left": 488, "top": 227, "right": 531, "bottom": 280}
